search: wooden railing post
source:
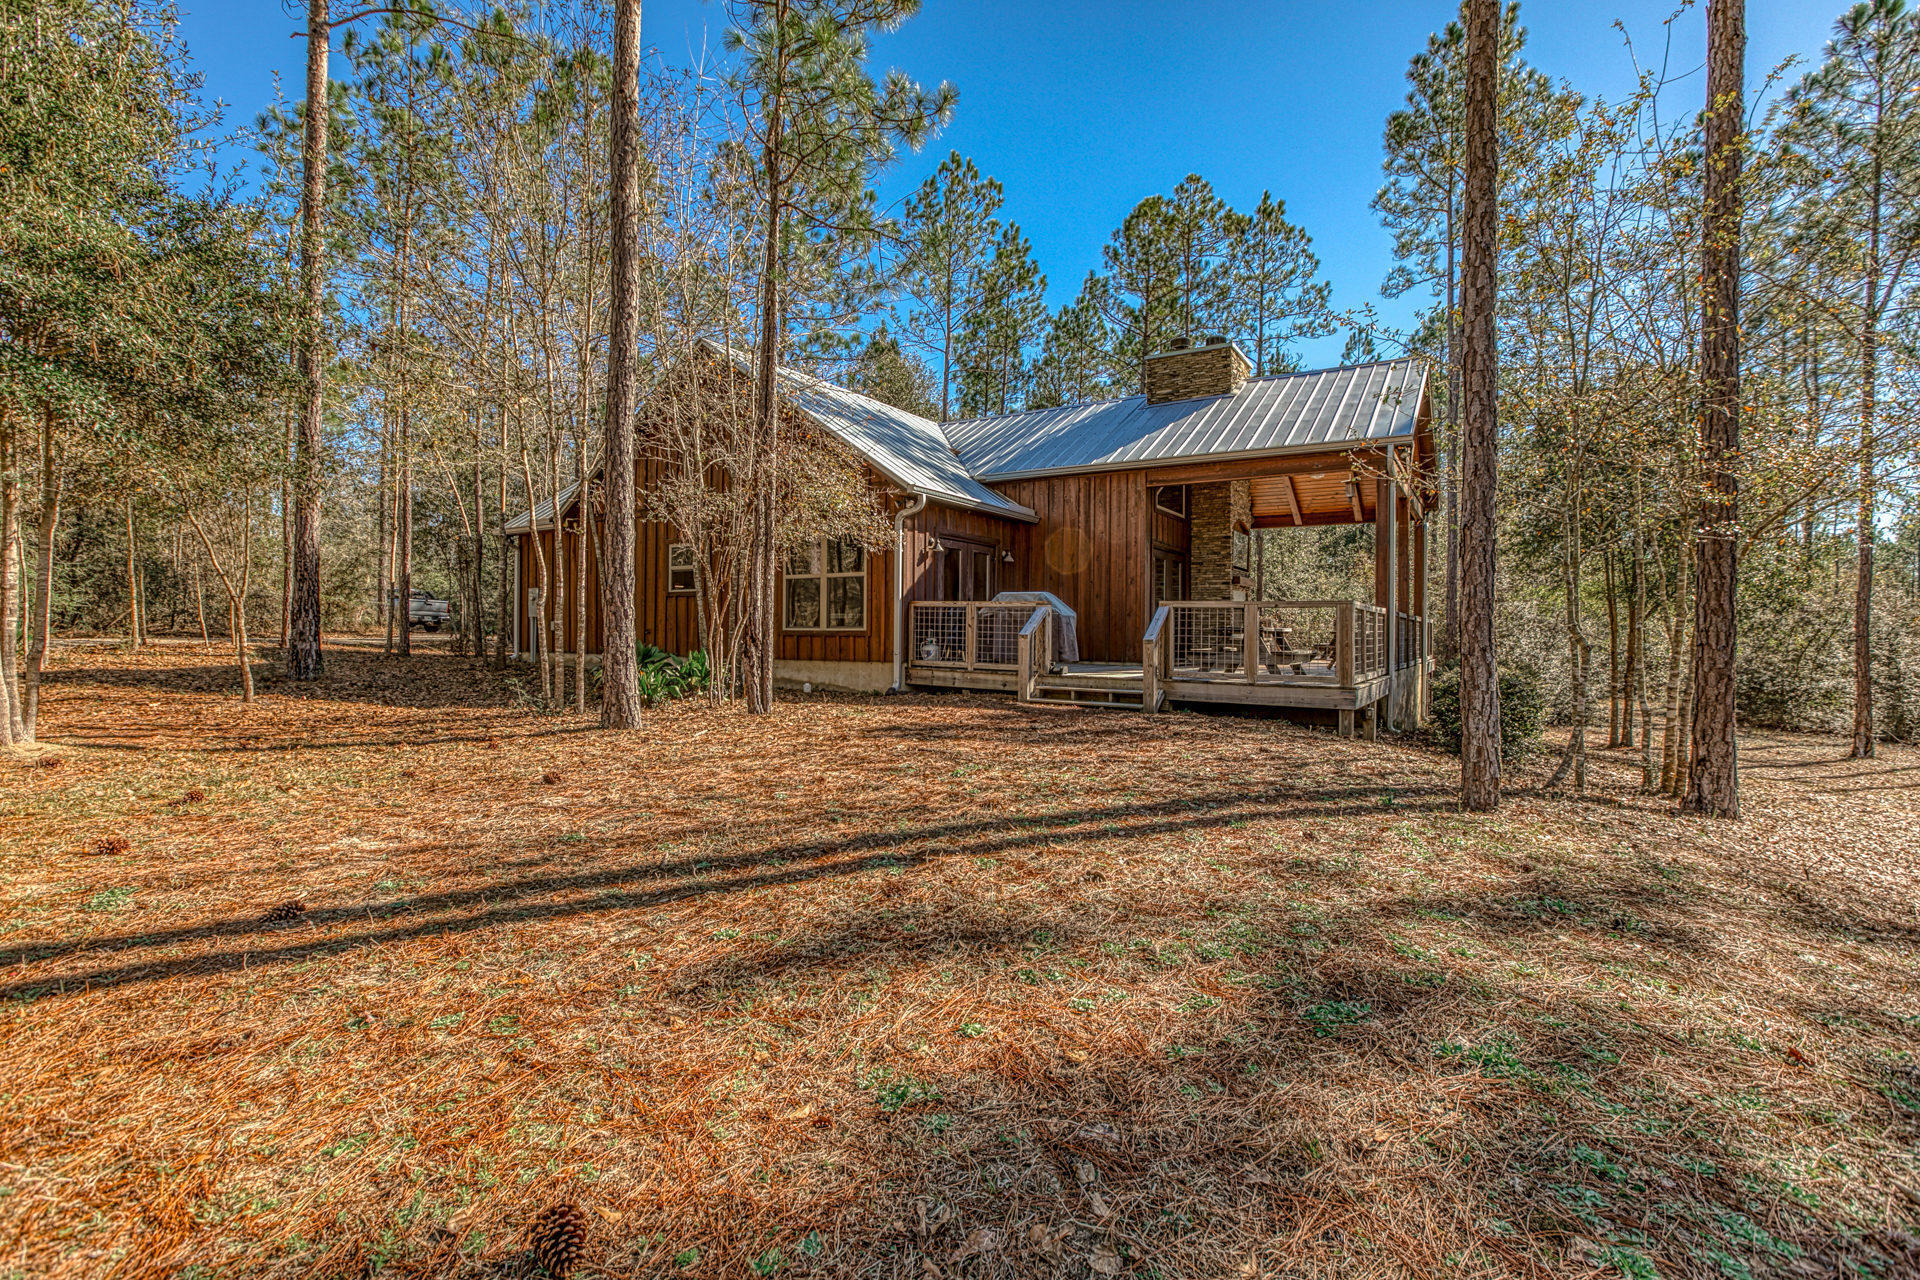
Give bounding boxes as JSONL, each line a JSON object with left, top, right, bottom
{"left": 963, "top": 602, "right": 978, "bottom": 670}
{"left": 1336, "top": 601, "right": 1355, "bottom": 687}
{"left": 1141, "top": 603, "right": 1168, "bottom": 713}
{"left": 1016, "top": 611, "right": 1033, "bottom": 702}
{"left": 1242, "top": 600, "right": 1261, "bottom": 684}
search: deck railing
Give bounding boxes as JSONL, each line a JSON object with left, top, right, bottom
{"left": 1394, "top": 610, "right": 1427, "bottom": 674}
{"left": 1147, "top": 599, "right": 1412, "bottom": 691}
{"left": 908, "top": 600, "right": 1043, "bottom": 671}
{"left": 1015, "top": 605, "right": 1053, "bottom": 701}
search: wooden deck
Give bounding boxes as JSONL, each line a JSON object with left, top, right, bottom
{"left": 905, "top": 599, "right": 1431, "bottom": 736}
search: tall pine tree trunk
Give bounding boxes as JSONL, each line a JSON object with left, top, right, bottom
{"left": 599, "top": 0, "right": 644, "bottom": 728}
{"left": 124, "top": 494, "right": 142, "bottom": 650}
{"left": 1443, "top": 188, "right": 1462, "bottom": 664}
{"left": 1458, "top": 0, "right": 1502, "bottom": 812}
{"left": 1684, "top": 0, "right": 1744, "bottom": 818}
{"left": 24, "top": 412, "right": 59, "bottom": 741}
{"left": 1851, "top": 146, "right": 1882, "bottom": 759}
{"left": 747, "top": 59, "right": 786, "bottom": 717}
{"left": 0, "top": 416, "right": 20, "bottom": 745}
{"left": 288, "top": 0, "right": 329, "bottom": 681}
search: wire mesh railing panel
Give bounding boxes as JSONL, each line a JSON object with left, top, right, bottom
{"left": 910, "top": 604, "right": 967, "bottom": 665}
{"left": 1405, "top": 613, "right": 1427, "bottom": 670}
{"left": 1257, "top": 604, "right": 1339, "bottom": 680}
{"left": 1167, "top": 605, "right": 1246, "bottom": 676}
{"left": 975, "top": 604, "right": 1033, "bottom": 669}
{"left": 1354, "top": 606, "right": 1387, "bottom": 680}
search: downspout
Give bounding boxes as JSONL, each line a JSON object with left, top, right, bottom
{"left": 891, "top": 492, "right": 928, "bottom": 692}
{"left": 510, "top": 534, "right": 522, "bottom": 660}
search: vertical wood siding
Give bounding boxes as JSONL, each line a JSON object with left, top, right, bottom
{"left": 990, "top": 471, "right": 1150, "bottom": 664}
{"left": 512, "top": 455, "right": 897, "bottom": 665}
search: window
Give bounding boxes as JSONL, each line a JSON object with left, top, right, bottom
{"left": 784, "top": 538, "right": 866, "bottom": 630}
{"left": 1154, "top": 552, "right": 1187, "bottom": 605}
{"left": 1154, "top": 485, "right": 1189, "bottom": 519}
{"left": 667, "top": 543, "right": 696, "bottom": 594}
{"left": 1233, "top": 523, "right": 1251, "bottom": 573}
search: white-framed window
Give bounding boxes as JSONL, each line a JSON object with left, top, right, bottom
{"left": 784, "top": 538, "right": 866, "bottom": 631}
{"left": 667, "top": 543, "right": 696, "bottom": 594}
{"left": 1154, "top": 485, "right": 1189, "bottom": 519}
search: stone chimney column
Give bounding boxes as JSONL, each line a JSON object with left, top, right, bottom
{"left": 1190, "top": 479, "right": 1252, "bottom": 600}
{"left": 1143, "top": 338, "right": 1253, "bottom": 405}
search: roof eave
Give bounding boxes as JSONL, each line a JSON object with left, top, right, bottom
{"left": 971, "top": 423, "right": 1420, "bottom": 485}
{"left": 928, "top": 490, "right": 1039, "bottom": 523}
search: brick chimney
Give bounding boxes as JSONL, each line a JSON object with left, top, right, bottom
{"left": 1143, "top": 335, "right": 1252, "bottom": 405}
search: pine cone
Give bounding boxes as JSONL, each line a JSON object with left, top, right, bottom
{"left": 527, "top": 1203, "right": 588, "bottom": 1278}
{"left": 168, "top": 787, "right": 207, "bottom": 808}
{"left": 83, "top": 835, "right": 131, "bottom": 857}
{"left": 541, "top": 770, "right": 562, "bottom": 786}
{"left": 263, "top": 900, "right": 307, "bottom": 924}
{"left": 36, "top": 756, "right": 62, "bottom": 770}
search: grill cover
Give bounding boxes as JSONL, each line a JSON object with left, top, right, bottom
{"left": 990, "top": 591, "right": 1079, "bottom": 665}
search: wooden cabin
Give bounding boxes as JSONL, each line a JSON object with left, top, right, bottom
{"left": 505, "top": 336, "right": 1434, "bottom": 735}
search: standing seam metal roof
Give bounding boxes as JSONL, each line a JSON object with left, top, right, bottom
{"left": 942, "top": 358, "right": 1427, "bottom": 480}
{"left": 504, "top": 353, "right": 1427, "bottom": 535}
{"left": 701, "top": 340, "right": 1038, "bottom": 522}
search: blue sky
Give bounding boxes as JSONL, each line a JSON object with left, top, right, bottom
{"left": 189, "top": 1, "right": 1847, "bottom": 366}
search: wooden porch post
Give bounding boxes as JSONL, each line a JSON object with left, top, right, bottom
{"left": 1413, "top": 512, "right": 1429, "bottom": 724}
{"left": 1397, "top": 490, "right": 1412, "bottom": 619}
{"left": 1376, "top": 466, "right": 1399, "bottom": 727}
{"left": 1242, "top": 600, "right": 1261, "bottom": 683}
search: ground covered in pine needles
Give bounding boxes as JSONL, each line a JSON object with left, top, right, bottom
{"left": 3, "top": 640, "right": 1918, "bottom": 1280}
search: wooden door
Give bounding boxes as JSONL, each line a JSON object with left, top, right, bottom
{"left": 939, "top": 542, "right": 996, "bottom": 601}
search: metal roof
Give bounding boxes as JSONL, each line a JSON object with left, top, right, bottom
{"left": 701, "top": 341, "right": 1037, "bottom": 522}
{"left": 503, "top": 480, "right": 581, "bottom": 535}
{"left": 504, "top": 353, "right": 1426, "bottom": 537}
{"left": 943, "top": 358, "right": 1428, "bottom": 481}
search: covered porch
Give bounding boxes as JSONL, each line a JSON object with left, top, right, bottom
{"left": 904, "top": 431, "right": 1434, "bottom": 734}
{"left": 906, "top": 595, "right": 1428, "bottom": 734}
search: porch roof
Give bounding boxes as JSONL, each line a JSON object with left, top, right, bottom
{"left": 943, "top": 358, "right": 1427, "bottom": 482}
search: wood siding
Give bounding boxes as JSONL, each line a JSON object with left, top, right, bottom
{"left": 991, "top": 471, "right": 1151, "bottom": 663}
{"left": 512, "top": 453, "right": 894, "bottom": 666}
{"left": 516, "top": 523, "right": 602, "bottom": 656}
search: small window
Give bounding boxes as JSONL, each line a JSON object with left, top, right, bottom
{"left": 1154, "top": 485, "right": 1189, "bottom": 519}
{"left": 667, "top": 543, "right": 696, "bottom": 594}
{"left": 784, "top": 538, "right": 866, "bottom": 631}
{"left": 1233, "top": 524, "right": 1251, "bottom": 572}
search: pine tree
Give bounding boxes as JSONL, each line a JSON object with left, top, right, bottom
{"left": 1684, "top": 0, "right": 1746, "bottom": 816}
{"left": 727, "top": 0, "right": 952, "bottom": 713}
{"left": 1099, "top": 196, "right": 1180, "bottom": 392}
{"left": 896, "top": 151, "right": 1002, "bottom": 421}
{"left": 1779, "top": 0, "right": 1920, "bottom": 759}
{"left": 850, "top": 325, "right": 939, "bottom": 417}
{"left": 955, "top": 224, "right": 1046, "bottom": 416}
{"left": 1161, "top": 174, "right": 1244, "bottom": 343}
{"left": 1029, "top": 274, "right": 1117, "bottom": 410}
{"left": 1229, "top": 192, "right": 1332, "bottom": 376}
{"left": 1459, "top": 0, "right": 1502, "bottom": 812}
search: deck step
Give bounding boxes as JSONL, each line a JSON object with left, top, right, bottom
{"left": 1029, "top": 685, "right": 1145, "bottom": 709}
{"left": 1034, "top": 673, "right": 1144, "bottom": 693}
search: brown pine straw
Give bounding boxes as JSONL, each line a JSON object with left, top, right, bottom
{"left": 2, "top": 638, "right": 1917, "bottom": 1278}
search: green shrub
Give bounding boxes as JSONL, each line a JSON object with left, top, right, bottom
{"left": 1429, "top": 663, "right": 1544, "bottom": 760}
{"left": 633, "top": 644, "right": 711, "bottom": 706}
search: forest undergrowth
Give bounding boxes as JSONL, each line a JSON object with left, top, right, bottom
{"left": 2, "top": 641, "right": 1917, "bottom": 1279}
